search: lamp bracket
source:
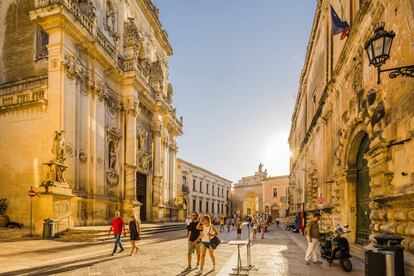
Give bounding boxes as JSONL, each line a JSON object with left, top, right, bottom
{"left": 377, "top": 65, "right": 414, "bottom": 84}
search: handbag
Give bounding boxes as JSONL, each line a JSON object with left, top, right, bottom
{"left": 209, "top": 226, "right": 221, "bottom": 249}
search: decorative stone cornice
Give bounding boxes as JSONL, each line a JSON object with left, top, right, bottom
{"left": 63, "top": 53, "right": 84, "bottom": 80}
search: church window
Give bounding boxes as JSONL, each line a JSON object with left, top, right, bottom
{"left": 36, "top": 26, "right": 48, "bottom": 59}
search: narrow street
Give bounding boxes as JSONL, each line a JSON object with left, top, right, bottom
{"left": 0, "top": 224, "right": 364, "bottom": 276}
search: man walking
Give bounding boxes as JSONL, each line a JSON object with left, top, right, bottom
{"left": 305, "top": 212, "right": 322, "bottom": 265}
{"left": 108, "top": 211, "right": 126, "bottom": 256}
{"left": 185, "top": 212, "right": 202, "bottom": 271}
{"left": 226, "top": 217, "right": 231, "bottom": 232}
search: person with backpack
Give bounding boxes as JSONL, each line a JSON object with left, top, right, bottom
{"left": 195, "top": 215, "right": 219, "bottom": 275}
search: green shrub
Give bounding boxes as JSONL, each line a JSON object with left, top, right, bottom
{"left": 0, "top": 198, "right": 7, "bottom": 215}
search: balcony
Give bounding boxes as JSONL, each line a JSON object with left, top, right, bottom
{"left": 32, "top": 0, "right": 122, "bottom": 68}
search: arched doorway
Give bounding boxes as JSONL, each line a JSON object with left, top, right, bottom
{"left": 356, "top": 134, "right": 371, "bottom": 244}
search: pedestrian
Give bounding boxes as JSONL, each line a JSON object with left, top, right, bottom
{"left": 231, "top": 217, "right": 235, "bottom": 230}
{"left": 260, "top": 219, "right": 265, "bottom": 239}
{"left": 226, "top": 217, "right": 231, "bottom": 232}
{"left": 108, "top": 211, "right": 126, "bottom": 256}
{"left": 276, "top": 218, "right": 280, "bottom": 228}
{"left": 185, "top": 215, "right": 192, "bottom": 226}
{"left": 195, "top": 215, "right": 218, "bottom": 275}
{"left": 236, "top": 217, "right": 242, "bottom": 239}
{"left": 185, "top": 212, "right": 202, "bottom": 271}
{"left": 128, "top": 214, "right": 141, "bottom": 255}
{"left": 305, "top": 212, "right": 322, "bottom": 265}
{"left": 219, "top": 217, "right": 225, "bottom": 232}
{"left": 252, "top": 217, "right": 257, "bottom": 239}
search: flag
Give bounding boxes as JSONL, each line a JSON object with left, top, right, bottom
{"left": 331, "top": 5, "right": 350, "bottom": 40}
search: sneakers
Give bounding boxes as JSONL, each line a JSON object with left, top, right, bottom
{"left": 313, "top": 260, "right": 323, "bottom": 264}
{"left": 305, "top": 261, "right": 310, "bottom": 265}
{"left": 195, "top": 269, "right": 202, "bottom": 275}
{"left": 184, "top": 266, "right": 191, "bottom": 271}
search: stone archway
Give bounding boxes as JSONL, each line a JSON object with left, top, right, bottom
{"left": 345, "top": 130, "right": 371, "bottom": 245}
{"left": 243, "top": 192, "right": 259, "bottom": 216}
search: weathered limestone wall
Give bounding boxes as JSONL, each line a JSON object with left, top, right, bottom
{"left": 289, "top": 0, "right": 414, "bottom": 272}
{"left": 0, "top": 0, "right": 48, "bottom": 83}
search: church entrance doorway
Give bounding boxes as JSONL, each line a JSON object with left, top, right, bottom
{"left": 136, "top": 173, "right": 147, "bottom": 222}
{"left": 356, "top": 135, "right": 371, "bottom": 244}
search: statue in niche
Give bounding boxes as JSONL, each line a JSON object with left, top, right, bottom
{"left": 108, "top": 140, "right": 117, "bottom": 170}
{"left": 105, "top": 1, "right": 116, "bottom": 34}
{"left": 52, "top": 131, "right": 66, "bottom": 163}
{"left": 139, "top": 129, "right": 148, "bottom": 151}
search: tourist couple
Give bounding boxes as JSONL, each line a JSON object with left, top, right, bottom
{"left": 186, "top": 212, "right": 219, "bottom": 275}
{"left": 108, "top": 211, "right": 141, "bottom": 256}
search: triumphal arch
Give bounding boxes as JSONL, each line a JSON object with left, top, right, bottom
{"left": 0, "top": 0, "right": 183, "bottom": 232}
{"left": 232, "top": 164, "right": 267, "bottom": 217}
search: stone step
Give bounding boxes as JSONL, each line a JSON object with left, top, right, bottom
{"left": 56, "top": 223, "right": 186, "bottom": 242}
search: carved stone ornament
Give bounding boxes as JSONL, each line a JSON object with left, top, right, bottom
{"left": 362, "top": 89, "right": 386, "bottom": 143}
{"left": 106, "top": 169, "right": 119, "bottom": 187}
{"left": 334, "top": 128, "right": 347, "bottom": 166}
{"left": 64, "top": 144, "right": 73, "bottom": 157}
{"left": 125, "top": 97, "right": 139, "bottom": 116}
{"left": 124, "top": 18, "right": 144, "bottom": 50}
{"left": 63, "top": 54, "right": 83, "bottom": 80}
{"left": 149, "top": 61, "right": 163, "bottom": 92}
{"left": 97, "top": 157, "right": 103, "bottom": 166}
{"left": 79, "top": 150, "right": 87, "bottom": 162}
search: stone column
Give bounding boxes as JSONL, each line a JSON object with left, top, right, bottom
{"left": 151, "top": 118, "right": 162, "bottom": 221}
{"left": 122, "top": 94, "right": 139, "bottom": 220}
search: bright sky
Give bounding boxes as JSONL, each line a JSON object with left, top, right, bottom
{"left": 154, "top": 0, "right": 317, "bottom": 182}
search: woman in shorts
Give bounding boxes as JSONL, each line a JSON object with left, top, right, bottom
{"left": 196, "top": 215, "right": 218, "bottom": 275}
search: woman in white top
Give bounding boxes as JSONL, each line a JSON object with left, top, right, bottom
{"left": 196, "top": 215, "right": 218, "bottom": 275}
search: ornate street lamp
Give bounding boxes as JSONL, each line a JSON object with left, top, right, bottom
{"left": 364, "top": 22, "right": 414, "bottom": 84}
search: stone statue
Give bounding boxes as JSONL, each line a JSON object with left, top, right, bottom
{"left": 109, "top": 140, "right": 117, "bottom": 169}
{"left": 52, "top": 131, "right": 66, "bottom": 163}
{"left": 139, "top": 129, "right": 148, "bottom": 151}
{"left": 258, "top": 162, "right": 263, "bottom": 173}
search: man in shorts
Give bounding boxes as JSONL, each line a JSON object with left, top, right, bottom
{"left": 186, "top": 212, "right": 202, "bottom": 270}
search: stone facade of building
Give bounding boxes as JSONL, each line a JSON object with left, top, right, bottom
{"left": 232, "top": 163, "right": 268, "bottom": 217}
{"left": 176, "top": 158, "right": 232, "bottom": 220}
{"left": 263, "top": 176, "right": 289, "bottom": 219}
{"left": 0, "top": 0, "right": 183, "bottom": 233}
{"left": 288, "top": 0, "right": 414, "bottom": 271}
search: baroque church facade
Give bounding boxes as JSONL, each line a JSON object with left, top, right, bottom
{"left": 0, "top": 0, "right": 183, "bottom": 232}
{"left": 289, "top": 0, "right": 414, "bottom": 271}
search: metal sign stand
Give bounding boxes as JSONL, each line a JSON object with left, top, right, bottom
{"left": 28, "top": 187, "right": 36, "bottom": 237}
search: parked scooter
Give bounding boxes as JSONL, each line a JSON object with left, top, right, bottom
{"left": 320, "top": 224, "right": 352, "bottom": 272}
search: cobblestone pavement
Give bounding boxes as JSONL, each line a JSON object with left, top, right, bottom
{"left": 0, "top": 225, "right": 364, "bottom": 276}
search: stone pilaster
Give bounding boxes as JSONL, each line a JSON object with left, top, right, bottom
{"left": 124, "top": 95, "right": 138, "bottom": 201}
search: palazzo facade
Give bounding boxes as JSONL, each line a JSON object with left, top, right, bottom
{"left": 288, "top": 0, "right": 414, "bottom": 271}
{"left": 0, "top": 0, "right": 183, "bottom": 233}
{"left": 176, "top": 158, "right": 232, "bottom": 220}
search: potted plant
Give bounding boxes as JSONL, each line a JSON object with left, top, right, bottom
{"left": 0, "top": 198, "right": 9, "bottom": 227}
